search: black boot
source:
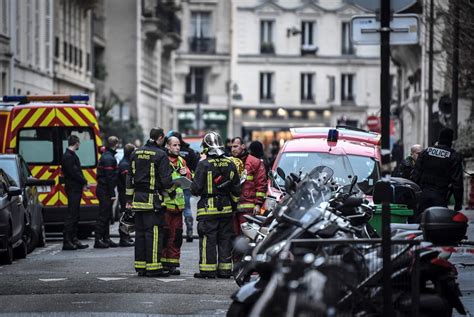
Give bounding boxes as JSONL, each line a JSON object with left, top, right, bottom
{"left": 185, "top": 216, "right": 193, "bottom": 242}
{"left": 72, "top": 237, "right": 89, "bottom": 249}
{"left": 194, "top": 272, "right": 216, "bottom": 279}
{"left": 94, "top": 235, "right": 109, "bottom": 248}
{"left": 63, "top": 233, "right": 77, "bottom": 251}
{"left": 103, "top": 238, "right": 118, "bottom": 248}
{"left": 119, "top": 239, "right": 134, "bottom": 247}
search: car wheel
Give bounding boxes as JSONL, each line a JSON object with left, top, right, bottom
{"left": 25, "top": 225, "right": 36, "bottom": 253}
{"left": 14, "top": 235, "right": 28, "bottom": 259}
{"left": 0, "top": 226, "right": 13, "bottom": 265}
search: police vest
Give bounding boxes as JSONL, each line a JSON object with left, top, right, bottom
{"left": 163, "top": 156, "right": 186, "bottom": 212}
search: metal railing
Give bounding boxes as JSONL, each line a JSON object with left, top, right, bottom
{"left": 189, "top": 37, "right": 215, "bottom": 54}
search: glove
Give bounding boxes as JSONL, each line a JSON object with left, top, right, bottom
{"left": 253, "top": 205, "right": 261, "bottom": 215}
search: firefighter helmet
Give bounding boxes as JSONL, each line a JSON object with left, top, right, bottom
{"left": 119, "top": 209, "right": 135, "bottom": 235}
{"left": 202, "top": 131, "right": 225, "bottom": 156}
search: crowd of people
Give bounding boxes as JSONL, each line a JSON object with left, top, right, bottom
{"left": 61, "top": 128, "right": 269, "bottom": 279}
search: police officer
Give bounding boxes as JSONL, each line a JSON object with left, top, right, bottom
{"left": 61, "top": 135, "right": 89, "bottom": 250}
{"left": 166, "top": 131, "right": 199, "bottom": 243}
{"left": 117, "top": 143, "right": 136, "bottom": 247}
{"left": 191, "top": 132, "right": 241, "bottom": 279}
{"left": 393, "top": 144, "right": 422, "bottom": 179}
{"left": 126, "top": 128, "right": 174, "bottom": 277}
{"left": 412, "top": 128, "right": 464, "bottom": 220}
{"left": 161, "top": 136, "right": 192, "bottom": 275}
{"left": 94, "top": 136, "right": 119, "bottom": 248}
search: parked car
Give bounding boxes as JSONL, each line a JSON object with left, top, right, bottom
{"left": 0, "top": 154, "right": 53, "bottom": 253}
{"left": 265, "top": 127, "right": 382, "bottom": 211}
{"left": 0, "top": 168, "right": 28, "bottom": 264}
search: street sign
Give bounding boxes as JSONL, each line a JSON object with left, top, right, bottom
{"left": 351, "top": 14, "right": 419, "bottom": 45}
{"left": 352, "top": 0, "right": 417, "bottom": 13}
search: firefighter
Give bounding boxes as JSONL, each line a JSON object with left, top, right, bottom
{"left": 61, "top": 135, "right": 89, "bottom": 251}
{"left": 230, "top": 137, "right": 267, "bottom": 235}
{"left": 94, "top": 136, "right": 119, "bottom": 248}
{"left": 412, "top": 128, "right": 464, "bottom": 221}
{"left": 117, "top": 143, "right": 136, "bottom": 247}
{"left": 191, "top": 132, "right": 241, "bottom": 279}
{"left": 166, "top": 131, "right": 199, "bottom": 243}
{"left": 161, "top": 136, "right": 192, "bottom": 275}
{"left": 126, "top": 128, "right": 175, "bottom": 277}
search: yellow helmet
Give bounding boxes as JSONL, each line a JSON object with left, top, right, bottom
{"left": 229, "top": 156, "right": 244, "bottom": 176}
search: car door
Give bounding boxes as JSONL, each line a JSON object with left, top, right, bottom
{"left": 2, "top": 171, "right": 24, "bottom": 244}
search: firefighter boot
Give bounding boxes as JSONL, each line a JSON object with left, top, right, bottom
{"left": 103, "top": 226, "right": 118, "bottom": 248}
{"left": 185, "top": 216, "right": 193, "bottom": 242}
{"left": 94, "top": 232, "right": 109, "bottom": 249}
{"left": 62, "top": 233, "right": 77, "bottom": 251}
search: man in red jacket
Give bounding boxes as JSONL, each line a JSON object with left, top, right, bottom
{"left": 230, "top": 137, "right": 267, "bottom": 235}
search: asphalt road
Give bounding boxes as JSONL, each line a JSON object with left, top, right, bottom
{"left": 0, "top": 233, "right": 236, "bottom": 316}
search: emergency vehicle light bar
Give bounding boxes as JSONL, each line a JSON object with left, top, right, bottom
{"left": 2, "top": 94, "right": 89, "bottom": 103}
{"left": 290, "top": 127, "right": 381, "bottom": 146}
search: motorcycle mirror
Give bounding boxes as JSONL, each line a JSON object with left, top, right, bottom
{"left": 233, "top": 236, "right": 252, "bottom": 254}
{"left": 348, "top": 175, "right": 358, "bottom": 194}
{"left": 276, "top": 167, "right": 286, "bottom": 180}
{"left": 284, "top": 176, "right": 293, "bottom": 194}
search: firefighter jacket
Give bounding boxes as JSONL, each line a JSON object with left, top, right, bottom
{"left": 97, "top": 148, "right": 118, "bottom": 197}
{"left": 117, "top": 156, "right": 130, "bottom": 208}
{"left": 61, "top": 149, "right": 87, "bottom": 191}
{"left": 163, "top": 155, "right": 191, "bottom": 212}
{"left": 179, "top": 145, "right": 199, "bottom": 172}
{"left": 126, "top": 140, "right": 175, "bottom": 211}
{"left": 411, "top": 144, "right": 464, "bottom": 210}
{"left": 190, "top": 154, "right": 241, "bottom": 219}
{"left": 237, "top": 152, "right": 267, "bottom": 212}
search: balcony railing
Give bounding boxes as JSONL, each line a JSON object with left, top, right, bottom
{"left": 184, "top": 93, "right": 209, "bottom": 104}
{"left": 260, "top": 42, "right": 275, "bottom": 54}
{"left": 189, "top": 37, "right": 215, "bottom": 54}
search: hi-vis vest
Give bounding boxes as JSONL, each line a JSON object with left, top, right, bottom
{"left": 163, "top": 156, "right": 186, "bottom": 212}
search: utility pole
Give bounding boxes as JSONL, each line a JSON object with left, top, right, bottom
{"left": 380, "top": 0, "right": 394, "bottom": 316}
{"left": 428, "top": 0, "right": 434, "bottom": 145}
{"left": 451, "top": 0, "right": 460, "bottom": 139}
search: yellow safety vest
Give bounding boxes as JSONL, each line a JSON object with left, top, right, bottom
{"left": 163, "top": 156, "right": 186, "bottom": 212}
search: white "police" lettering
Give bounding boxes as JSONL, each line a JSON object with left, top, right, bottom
{"left": 426, "top": 147, "right": 451, "bottom": 159}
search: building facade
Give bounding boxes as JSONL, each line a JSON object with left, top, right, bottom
{"left": 230, "top": 0, "right": 381, "bottom": 144}
{"left": 173, "top": 0, "right": 232, "bottom": 139}
{"left": 103, "top": 0, "right": 181, "bottom": 135}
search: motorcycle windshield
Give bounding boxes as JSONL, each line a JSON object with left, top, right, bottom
{"left": 278, "top": 156, "right": 357, "bottom": 226}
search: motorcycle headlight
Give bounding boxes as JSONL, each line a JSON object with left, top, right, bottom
{"left": 264, "top": 197, "right": 277, "bottom": 211}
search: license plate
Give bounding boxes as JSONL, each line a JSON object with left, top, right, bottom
{"left": 37, "top": 186, "right": 51, "bottom": 193}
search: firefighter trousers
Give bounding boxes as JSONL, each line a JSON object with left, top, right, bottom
{"left": 162, "top": 212, "right": 183, "bottom": 268}
{"left": 197, "top": 216, "right": 233, "bottom": 275}
{"left": 134, "top": 211, "right": 165, "bottom": 273}
{"left": 64, "top": 188, "right": 82, "bottom": 241}
{"left": 96, "top": 185, "right": 113, "bottom": 240}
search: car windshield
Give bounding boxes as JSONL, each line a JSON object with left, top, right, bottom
{"left": 0, "top": 158, "right": 19, "bottom": 185}
{"left": 275, "top": 152, "right": 379, "bottom": 195}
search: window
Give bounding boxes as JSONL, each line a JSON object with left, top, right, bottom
{"left": 341, "top": 22, "right": 354, "bottom": 55}
{"left": 59, "top": 128, "right": 96, "bottom": 167}
{"left": 185, "top": 67, "right": 205, "bottom": 103}
{"left": 260, "top": 20, "right": 274, "bottom": 54}
{"left": 328, "top": 76, "right": 335, "bottom": 101}
{"left": 341, "top": 74, "right": 355, "bottom": 102}
{"left": 0, "top": 158, "right": 19, "bottom": 185}
{"left": 260, "top": 72, "right": 273, "bottom": 102}
{"left": 301, "top": 21, "right": 317, "bottom": 53}
{"left": 86, "top": 53, "right": 90, "bottom": 71}
{"left": 190, "top": 12, "right": 211, "bottom": 38}
{"left": 190, "top": 12, "right": 213, "bottom": 53}
{"left": 63, "top": 41, "right": 68, "bottom": 62}
{"left": 18, "top": 129, "right": 55, "bottom": 164}
{"left": 301, "top": 73, "right": 314, "bottom": 102}
{"left": 69, "top": 44, "right": 73, "bottom": 63}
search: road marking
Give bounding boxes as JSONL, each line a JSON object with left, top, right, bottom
{"left": 39, "top": 278, "right": 67, "bottom": 282}
{"left": 200, "top": 299, "right": 231, "bottom": 303}
{"left": 97, "top": 277, "right": 128, "bottom": 281}
{"left": 141, "top": 302, "right": 154, "bottom": 305}
{"left": 71, "top": 301, "right": 94, "bottom": 304}
{"left": 155, "top": 278, "right": 186, "bottom": 282}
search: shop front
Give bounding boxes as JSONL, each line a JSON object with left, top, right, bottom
{"left": 178, "top": 110, "right": 229, "bottom": 139}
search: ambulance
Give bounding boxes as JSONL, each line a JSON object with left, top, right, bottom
{"left": 0, "top": 95, "right": 102, "bottom": 237}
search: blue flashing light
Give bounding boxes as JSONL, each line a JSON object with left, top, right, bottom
{"left": 70, "top": 94, "right": 90, "bottom": 102}
{"left": 327, "top": 129, "right": 339, "bottom": 143}
{"left": 3, "top": 95, "right": 28, "bottom": 103}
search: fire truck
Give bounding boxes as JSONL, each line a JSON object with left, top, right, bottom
{"left": 0, "top": 95, "right": 102, "bottom": 237}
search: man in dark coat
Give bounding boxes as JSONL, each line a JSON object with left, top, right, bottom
{"left": 117, "top": 143, "right": 136, "bottom": 247}
{"left": 61, "top": 135, "right": 89, "bottom": 250}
